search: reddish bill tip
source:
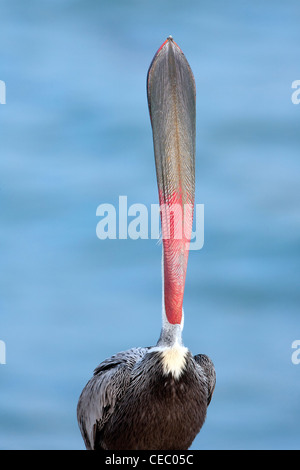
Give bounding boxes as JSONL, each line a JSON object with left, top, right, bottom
{"left": 155, "top": 35, "right": 183, "bottom": 56}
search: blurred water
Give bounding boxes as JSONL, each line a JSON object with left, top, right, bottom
{"left": 0, "top": 0, "right": 300, "bottom": 450}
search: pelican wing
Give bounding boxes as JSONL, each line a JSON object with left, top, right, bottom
{"left": 77, "top": 347, "right": 148, "bottom": 449}
{"left": 194, "top": 354, "right": 216, "bottom": 406}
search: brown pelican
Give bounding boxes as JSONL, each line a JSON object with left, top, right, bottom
{"left": 77, "top": 36, "right": 216, "bottom": 450}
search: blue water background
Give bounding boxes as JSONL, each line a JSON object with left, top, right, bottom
{"left": 0, "top": 0, "right": 300, "bottom": 449}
